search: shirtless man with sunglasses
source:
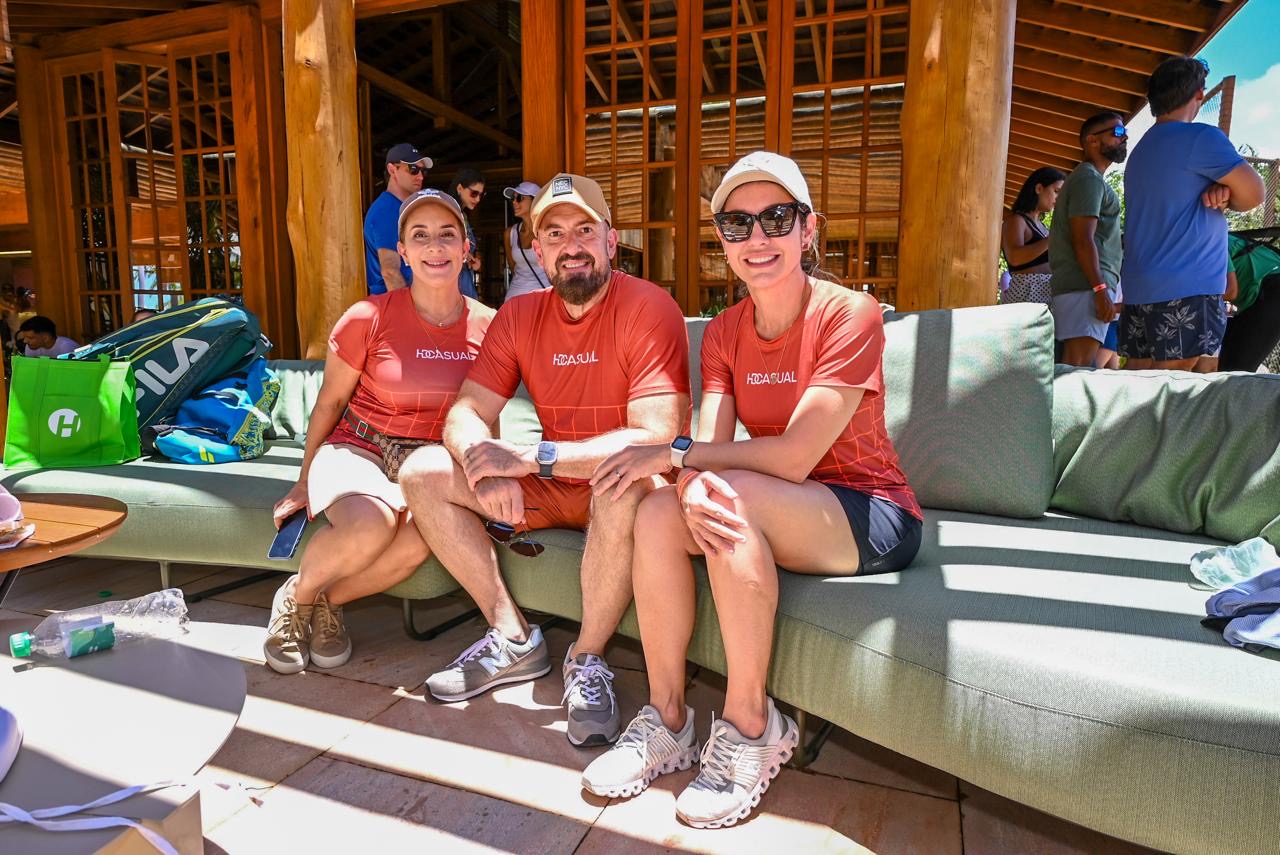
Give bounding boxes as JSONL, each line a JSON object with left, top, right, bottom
{"left": 399, "top": 173, "right": 691, "bottom": 748}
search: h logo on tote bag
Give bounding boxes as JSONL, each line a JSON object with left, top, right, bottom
{"left": 47, "top": 409, "right": 82, "bottom": 438}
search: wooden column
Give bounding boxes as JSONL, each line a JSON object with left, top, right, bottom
{"left": 521, "top": 0, "right": 566, "bottom": 183}
{"left": 897, "top": 0, "right": 1016, "bottom": 311}
{"left": 14, "top": 46, "right": 72, "bottom": 339}
{"left": 281, "top": 0, "right": 363, "bottom": 358}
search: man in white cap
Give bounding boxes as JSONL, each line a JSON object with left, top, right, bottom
{"left": 399, "top": 173, "right": 691, "bottom": 748}
{"left": 364, "top": 143, "right": 431, "bottom": 294}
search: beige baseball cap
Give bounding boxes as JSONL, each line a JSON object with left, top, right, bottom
{"left": 710, "top": 151, "right": 814, "bottom": 213}
{"left": 531, "top": 173, "right": 611, "bottom": 231}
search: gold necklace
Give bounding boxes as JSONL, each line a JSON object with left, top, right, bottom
{"left": 417, "top": 297, "right": 465, "bottom": 329}
{"left": 749, "top": 282, "right": 810, "bottom": 380}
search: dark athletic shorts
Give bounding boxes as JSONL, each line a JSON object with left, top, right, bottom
{"left": 1119, "top": 295, "right": 1226, "bottom": 362}
{"left": 823, "top": 484, "right": 923, "bottom": 576}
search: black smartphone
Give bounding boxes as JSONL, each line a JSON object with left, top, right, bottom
{"left": 268, "top": 511, "right": 308, "bottom": 560}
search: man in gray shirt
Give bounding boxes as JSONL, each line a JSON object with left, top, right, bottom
{"left": 1048, "top": 111, "right": 1127, "bottom": 367}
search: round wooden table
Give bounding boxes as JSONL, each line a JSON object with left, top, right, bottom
{"left": 0, "top": 493, "right": 127, "bottom": 605}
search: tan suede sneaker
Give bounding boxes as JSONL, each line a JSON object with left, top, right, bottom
{"left": 309, "top": 592, "right": 352, "bottom": 670}
{"left": 264, "top": 574, "right": 313, "bottom": 674}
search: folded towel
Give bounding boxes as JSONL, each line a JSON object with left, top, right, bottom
{"left": 1223, "top": 611, "right": 1280, "bottom": 652}
{"left": 1205, "top": 567, "right": 1280, "bottom": 618}
{"left": 1190, "top": 537, "right": 1280, "bottom": 589}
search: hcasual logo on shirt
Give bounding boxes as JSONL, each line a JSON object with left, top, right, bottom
{"left": 745, "top": 371, "right": 797, "bottom": 386}
{"left": 415, "top": 348, "right": 475, "bottom": 361}
{"left": 552, "top": 351, "right": 599, "bottom": 367}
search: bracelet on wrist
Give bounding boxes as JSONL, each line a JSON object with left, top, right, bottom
{"left": 1092, "top": 283, "right": 1108, "bottom": 293}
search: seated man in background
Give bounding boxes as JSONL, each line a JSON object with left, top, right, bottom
{"left": 1219, "top": 233, "right": 1280, "bottom": 372}
{"left": 398, "top": 173, "right": 690, "bottom": 748}
{"left": 17, "top": 316, "right": 78, "bottom": 357}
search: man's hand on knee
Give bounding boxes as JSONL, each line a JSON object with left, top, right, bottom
{"left": 475, "top": 477, "right": 526, "bottom": 526}
{"left": 461, "top": 439, "right": 536, "bottom": 489}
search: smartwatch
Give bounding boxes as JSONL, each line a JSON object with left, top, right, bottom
{"left": 670, "top": 435, "right": 694, "bottom": 469}
{"left": 536, "top": 441, "right": 558, "bottom": 479}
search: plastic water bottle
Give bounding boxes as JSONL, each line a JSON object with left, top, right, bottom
{"left": 8, "top": 588, "right": 189, "bottom": 660}
{"left": 1190, "top": 537, "right": 1280, "bottom": 590}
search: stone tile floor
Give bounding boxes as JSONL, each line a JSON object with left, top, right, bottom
{"left": 2, "top": 557, "right": 1162, "bottom": 854}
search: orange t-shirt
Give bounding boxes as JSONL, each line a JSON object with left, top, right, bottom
{"left": 326, "top": 289, "right": 495, "bottom": 453}
{"left": 467, "top": 270, "right": 690, "bottom": 446}
{"left": 700, "top": 280, "right": 921, "bottom": 519}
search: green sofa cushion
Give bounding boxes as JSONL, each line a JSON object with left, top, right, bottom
{"left": 1053, "top": 366, "right": 1280, "bottom": 547}
{"left": 879, "top": 304, "right": 1056, "bottom": 517}
{"left": 0, "top": 443, "right": 463, "bottom": 602}
{"left": 495, "top": 511, "right": 1277, "bottom": 855}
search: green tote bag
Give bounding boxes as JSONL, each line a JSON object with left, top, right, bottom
{"left": 4, "top": 355, "right": 142, "bottom": 469}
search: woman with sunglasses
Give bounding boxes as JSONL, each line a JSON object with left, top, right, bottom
{"left": 582, "top": 152, "right": 922, "bottom": 828}
{"left": 501, "top": 180, "right": 550, "bottom": 302}
{"left": 451, "top": 167, "right": 486, "bottom": 300}
{"left": 264, "top": 188, "right": 494, "bottom": 676}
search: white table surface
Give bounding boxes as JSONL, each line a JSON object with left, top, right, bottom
{"left": 0, "top": 616, "right": 246, "bottom": 853}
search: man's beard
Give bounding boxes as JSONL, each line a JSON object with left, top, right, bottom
{"left": 1104, "top": 143, "right": 1128, "bottom": 164}
{"left": 551, "top": 253, "right": 610, "bottom": 305}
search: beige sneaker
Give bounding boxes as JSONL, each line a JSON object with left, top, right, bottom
{"left": 309, "top": 592, "right": 352, "bottom": 669}
{"left": 264, "top": 574, "right": 313, "bottom": 674}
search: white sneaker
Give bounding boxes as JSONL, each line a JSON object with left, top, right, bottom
{"left": 675, "top": 698, "right": 799, "bottom": 829}
{"left": 581, "top": 705, "right": 697, "bottom": 797}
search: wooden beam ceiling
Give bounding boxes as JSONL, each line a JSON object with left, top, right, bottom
{"left": 1004, "top": 0, "right": 1244, "bottom": 205}
{"left": 357, "top": 60, "right": 521, "bottom": 152}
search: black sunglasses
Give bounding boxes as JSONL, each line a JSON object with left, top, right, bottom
{"left": 484, "top": 518, "right": 544, "bottom": 558}
{"left": 401, "top": 163, "right": 425, "bottom": 176}
{"left": 713, "top": 202, "right": 810, "bottom": 242}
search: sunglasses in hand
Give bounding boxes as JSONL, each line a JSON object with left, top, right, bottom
{"left": 484, "top": 516, "right": 545, "bottom": 558}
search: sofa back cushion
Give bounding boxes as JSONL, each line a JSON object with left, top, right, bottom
{"left": 879, "top": 304, "right": 1056, "bottom": 517}
{"left": 1052, "top": 366, "right": 1280, "bottom": 546}
{"left": 267, "top": 360, "right": 325, "bottom": 440}
{"left": 270, "top": 306, "right": 1055, "bottom": 517}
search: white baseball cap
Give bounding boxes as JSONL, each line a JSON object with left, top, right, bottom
{"left": 710, "top": 151, "right": 814, "bottom": 213}
{"left": 503, "top": 181, "right": 542, "bottom": 199}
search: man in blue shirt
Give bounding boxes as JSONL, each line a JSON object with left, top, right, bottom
{"left": 1121, "top": 56, "right": 1264, "bottom": 370}
{"left": 364, "top": 143, "right": 431, "bottom": 294}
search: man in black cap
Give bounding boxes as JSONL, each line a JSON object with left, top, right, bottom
{"left": 363, "top": 144, "right": 431, "bottom": 294}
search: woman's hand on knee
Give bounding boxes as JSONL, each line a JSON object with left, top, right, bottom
{"left": 273, "top": 481, "right": 309, "bottom": 529}
{"left": 680, "top": 472, "right": 747, "bottom": 555}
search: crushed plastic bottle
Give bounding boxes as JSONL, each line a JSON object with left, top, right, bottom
{"left": 1190, "top": 537, "right": 1280, "bottom": 590}
{"left": 8, "top": 588, "right": 189, "bottom": 660}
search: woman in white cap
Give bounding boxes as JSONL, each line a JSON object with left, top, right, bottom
{"left": 582, "top": 151, "right": 922, "bottom": 828}
{"left": 264, "top": 188, "right": 495, "bottom": 676}
{"left": 502, "top": 180, "right": 549, "bottom": 302}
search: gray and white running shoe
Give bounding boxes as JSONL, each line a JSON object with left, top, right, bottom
{"left": 675, "top": 697, "right": 798, "bottom": 829}
{"left": 425, "top": 625, "right": 550, "bottom": 702}
{"left": 563, "top": 646, "right": 621, "bottom": 746}
{"left": 581, "top": 704, "right": 697, "bottom": 797}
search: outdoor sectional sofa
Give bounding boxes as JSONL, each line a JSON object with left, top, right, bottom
{"left": 4, "top": 303, "right": 1278, "bottom": 854}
